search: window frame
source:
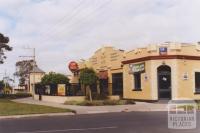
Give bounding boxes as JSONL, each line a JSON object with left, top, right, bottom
{"left": 194, "top": 71, "right": 200, "bottom": 94}
{"left": 133, "top": 72, "right": 142, "bottom": 91}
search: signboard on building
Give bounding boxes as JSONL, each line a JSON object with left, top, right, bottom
{"left": 57, "top": 84, "right": 66, "bottom": 96}
{"left": 129, "top": 62, "right": 145, "bottom": 73}
{"left": 159, "top": 47, "right": 168, "bottom": 55}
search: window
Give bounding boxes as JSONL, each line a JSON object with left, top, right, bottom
{"left": 195, "top": 72, "right": 200, "bottom": 93}
{"left": 133, "top": 73, "right": 141, "bottom": 91}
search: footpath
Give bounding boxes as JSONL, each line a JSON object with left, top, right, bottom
{"left": 13, "top": 98, "right": 168, "bottom": 114}
{"left": 0, "top": 98, "right": 168, "bottom": 119}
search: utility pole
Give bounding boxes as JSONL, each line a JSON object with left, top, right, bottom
{"left": 19, "top": 47, "right": 36, "bottom": 98}
{"left": 33, "top": 48, "right": 36, "bottom": 97}
{"left": 1, "top": 70, "right": 12, "bottom": 93}
{"left": 4, "top": 70, "right": 7, "bottom": 88}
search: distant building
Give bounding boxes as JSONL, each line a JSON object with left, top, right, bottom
{"left": 29, "top": 65, "right": 45, "bottom": 93}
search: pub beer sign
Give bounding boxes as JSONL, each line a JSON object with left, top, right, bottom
{"left": 159, "top": 47, "right": 168, "bottom": 55}
{"left": 129, "top": 62, "right": 145, "bottom": 74}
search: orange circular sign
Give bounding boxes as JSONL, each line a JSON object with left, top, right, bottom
{"left": 68, "top": 61, "right": 79, "bottom": 72}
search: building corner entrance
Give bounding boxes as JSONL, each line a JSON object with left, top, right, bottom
{"left": 157, "top": 65, "right": 172, "bottom": 100}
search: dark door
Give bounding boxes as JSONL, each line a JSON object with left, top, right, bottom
{"left": 99, "top": 79, "right": 108, "bottom": 95}
{"left": 112, "top": 73, "right": 123, "bottom": 96}
{"left": 157, "top": 65, "right": 171, "bottom": 99}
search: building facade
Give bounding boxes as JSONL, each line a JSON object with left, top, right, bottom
{"left": 78, "top": 46, "right": 125, "bottom": 96}
{"left": 123, "top": 43, "right": 200, "bottom": 101}
{"left": 75, "top": 43, "right": 200, "bottom": 101}
{"left": 29, "top": 66, "right": 45, "bottom": 93}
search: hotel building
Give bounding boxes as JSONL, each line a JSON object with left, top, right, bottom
{"left": 76, "top": 43, "right": 200, "bottom": 101}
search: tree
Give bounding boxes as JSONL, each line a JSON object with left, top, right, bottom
{"left": 41, "top": 72, "right": 69, "bottom": 85}
{"left": 79, "top": 68, "right": 98, "bottom": 101}
{"left": 15, "top": 60, "right": 35, "bottom": 86}
{"left": 0, "top": 80, "right": 5, "bottom": 92}
{"left": 0, "top": 33, "right": 12, "bottom": 64}
{"left": 0, "top": 80, "right": 12, "bottom": 94}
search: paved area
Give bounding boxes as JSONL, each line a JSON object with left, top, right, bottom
{"left": 0, "top": 112, "right": 199, "bottom": 133}
{"left": 13, "top": 97, "right": 168, "bottom": 115}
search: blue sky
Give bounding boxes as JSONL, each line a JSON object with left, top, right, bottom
{"left": 0, "top": 0, "right": 200, "bottom": 82}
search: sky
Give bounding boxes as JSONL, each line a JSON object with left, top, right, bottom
{"left": 0, "top": 0, "right": 200, "bottom": 81}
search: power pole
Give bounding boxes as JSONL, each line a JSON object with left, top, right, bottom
{"left": 19, "top": 47, "right": 36, "bottom": 98}
{"left": 4, "top": 70, "right": 7, "bottom": 88}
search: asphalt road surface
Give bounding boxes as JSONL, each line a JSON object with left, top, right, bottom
{"left": 0, "top": 112, "right": 199, "bottom": 133}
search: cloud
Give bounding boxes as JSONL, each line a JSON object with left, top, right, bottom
{"left": 0, "top": 0, "right": 200, "bottom": 80}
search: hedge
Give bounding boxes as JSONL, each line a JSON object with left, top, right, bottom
{"left": 0, "top": 93, "right": 32, "bottom": 99}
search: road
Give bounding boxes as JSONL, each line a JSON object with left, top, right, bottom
{"left": 0, "top": 112, "right": 199, "bottom": 133}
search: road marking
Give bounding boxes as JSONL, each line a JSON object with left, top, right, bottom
{"left": 17, "top": 126, "right": 118, "bottom": 133}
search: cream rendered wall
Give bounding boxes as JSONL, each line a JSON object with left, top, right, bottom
{"left": 124, "top": 43, "right": 200, "bottom": 62}
{"left": 77, "top": 43, "right": 200, "bottom": 100}
{"left": 176, "top": 60, "right": 200, "bottom": 100}
{"left": 123, "top": 59, "right": 179, "bottom": 100}
{"left": 149, "top": 59, "right": 178, "bottom": 100}
{"left": 123, "top": 43, "right": 200, "bottom": 100}
{"left": 29, "top": 73, "right": 45, "bottom": 93}
{"left": 123, "top": 61, "right": 152, "bottom": 100}
{"left": 34, "top": 95, "right": 85, "bottom": 103}
{"left": 78, "top": 46, "right": 124, "bottom": 84}
{"left": 77, "top": 46, "right": 124, "bottom": 96}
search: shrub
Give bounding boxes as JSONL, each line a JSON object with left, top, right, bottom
{"left": 0, "top": 93, "right": 32, "bottom": 99}
{"left": 103, "top": 100, "right": 126, "bottom": 105}
{"left": 64, "top": 99, "right": 135, "bottom": 106}
{"left": 64, "top": 101, "right": 82, "bottom": 105}
{"left": 91, "top": 93, "right": 108, "bottom": 100}
{"left": 79, "top": 100, "right": 104, "bottom": 106}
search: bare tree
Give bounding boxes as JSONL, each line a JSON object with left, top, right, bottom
{"left": 0, "top": 33, "right": 12, "bottom": 64}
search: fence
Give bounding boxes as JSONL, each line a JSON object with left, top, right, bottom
{"left": 35, "top": 83, "right": 85, "bottom": 96}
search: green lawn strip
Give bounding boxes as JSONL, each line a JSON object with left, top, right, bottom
{"left": 0, "top": 99, "right": 74, "bottom": 116}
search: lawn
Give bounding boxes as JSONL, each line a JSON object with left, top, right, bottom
{"left": 0, "top": 99, "right": 73, "bottom": 116}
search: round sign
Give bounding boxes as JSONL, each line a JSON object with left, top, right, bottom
{"left": 68, "top": 61, "right": 79, "bottom": 73}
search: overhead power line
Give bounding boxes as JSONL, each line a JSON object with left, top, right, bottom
{"left": 39, "top": 0, "right": 87, "bottom": 38}
{"left": 40, "top": 0, "right": 112, "bottom": 43}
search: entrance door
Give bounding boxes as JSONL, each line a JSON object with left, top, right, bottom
{"left": 157, "top": 65, "right": 171, "bottom": 99}
{"left": 112, "top": 73, "right": 123, "bottom": 96}
{"left": 99, "top": 79, "right": 108, "bottom": 95}
{"left": 99, "top": 71, "right": 109, "bottom": 95}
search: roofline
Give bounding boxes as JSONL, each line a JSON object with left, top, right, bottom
{"left": 122, "top": 55, "right": 200, "bottom": 64}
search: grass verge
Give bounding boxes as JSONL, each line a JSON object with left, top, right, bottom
{"left": 0, "top": 99, "right": 74, "bottom": 116}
